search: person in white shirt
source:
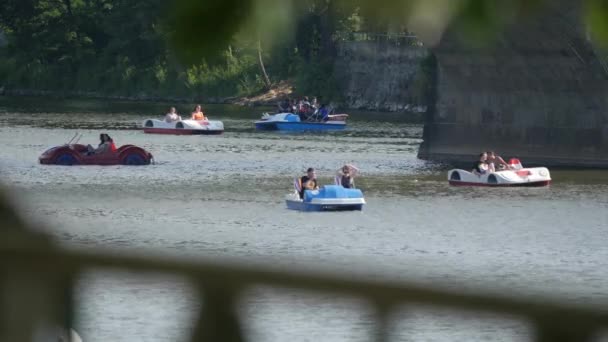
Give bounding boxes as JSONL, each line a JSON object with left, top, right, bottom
{"left": 165, "top": 107, "right": 181, "bottom": 122}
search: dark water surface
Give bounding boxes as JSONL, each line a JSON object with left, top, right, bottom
{"left": 1, "top": 96, "right": 607, "bottom": 342}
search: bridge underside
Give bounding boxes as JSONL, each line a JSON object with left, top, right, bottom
{"left": 418, "top": 0, "right": 608, "bottom": 167}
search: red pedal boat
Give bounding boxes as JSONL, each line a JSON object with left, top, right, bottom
{"left": 39, "top": 143, "right": 153, "bottom": 166}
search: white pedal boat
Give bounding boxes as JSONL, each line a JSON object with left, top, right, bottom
{"left": 142, "top": 118, "right": 224, "bottom": 135}
{"left": 285, "top": 185, "right": 365, "bottom": 211}
{"left": 448, "top": 159, "right": 551, "bottom": 187}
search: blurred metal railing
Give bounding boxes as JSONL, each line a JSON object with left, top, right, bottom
{"left": 2, "top": 193, "right": 608, "bottom": 341}
{"left": 338, "top": 32, "right": 423, "bottom": 47}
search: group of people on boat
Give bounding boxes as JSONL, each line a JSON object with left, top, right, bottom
{"left": 297, "top": 164, "right": 359, "bottom": 198}
{"left": 164, "top": 104, "right": 206, "bottom": 123}
{"left": 278, "top": 96, "right": 332, "bottom": 122}
{"left": 473, "top": 151, "right": 511, "bottom": 175}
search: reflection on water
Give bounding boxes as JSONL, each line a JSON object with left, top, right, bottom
{"left": 1, "top": 97, "right": 608, "bottom": 342}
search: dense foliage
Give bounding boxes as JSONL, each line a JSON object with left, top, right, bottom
{"left": 0, "top": 0, "right": 265, "bottom": 98}
{"left": 0, "top": 0, "right": 368, "bottom": 100}
{"left": 1, "top": 0, "right": 607, "bottom": 101}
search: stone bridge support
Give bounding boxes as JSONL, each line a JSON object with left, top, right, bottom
{"left": 418, "top": 1, "right": 608, "bottom": 167}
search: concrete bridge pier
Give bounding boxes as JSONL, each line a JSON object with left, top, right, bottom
{"left": 418, "top": 0, "right": 608, "bottom": 167}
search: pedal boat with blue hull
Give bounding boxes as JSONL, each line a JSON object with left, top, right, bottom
{"left": 285, "top": 185, "right": 365, "bottom": 211}
{"left": 255, "top": 113, "right": 347, "bottom": 131}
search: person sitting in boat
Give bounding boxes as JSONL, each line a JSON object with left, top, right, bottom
{"left": 289, "top": 98, "right": 297, "bottom": 113}
{"left": 486, "top": 151, "right": 510, "bottom": 172}
{"left": 165, "top": 107, "right": 182, "bottom": 123}
{"left": 295, "top": 98, "right": 306, "bottom": 120}
{"left": 299, "top": 97, "right": 315, "bottom": 121}
{"left": 278, "top": 98, "right": 291, "bottom": 113}
{"left": 302, "top": 96, "right": 311, "bottom": 108}
{"left": 86, "top": 133, "right": 116, "bottom": 155}
{"left": 317, "top": 104, "right": 330, "bottom": 122}
{"left": 191, "top": 104, "right": 206, "bottom": 121}
{"left": 337, "top": 164, "right": 359, "bottom": 188}
{"left": 472, "top": 152, "right": 489, "bottom": 175}
{"left": 299, "top": 167, "right": 319, "bottom": 199}
{"left": 311, "top": 97, "right": 319, "bottom": 110}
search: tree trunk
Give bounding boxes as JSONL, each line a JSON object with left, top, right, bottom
{"left": 257, "top": 39, "right": 272, "bottom": 90}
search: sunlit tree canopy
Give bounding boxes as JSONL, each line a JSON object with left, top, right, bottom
{"left": 1, "top": 0, "right": 607, "bottom": 100}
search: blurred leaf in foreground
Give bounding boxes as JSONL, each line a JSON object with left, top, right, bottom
{"left": 585, "top": 0, "right": 608, "bottom": 48}
{"left": 165, "top": 0, "right": 254, "bottom": 64}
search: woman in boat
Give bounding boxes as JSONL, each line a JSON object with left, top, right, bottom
{"left": 86, "top": 133, "right": 115, "bottom": 155}
{"left": 191, "top": 104, "right": 206, "bottom": 120}
{"left": 337, "top": 164, "right": 359, "bottom": 188}
{"left": 473, "top": 152, "right": 489, "bottom": 175}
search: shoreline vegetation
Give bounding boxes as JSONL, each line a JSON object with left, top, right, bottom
{"left": 0, "top": 82, "right": 293, "bottom": 108}
{"left": 0, "top": 78, "right": 428, "bottom": 116}
{"left": 0, "top": 79, "right": 294, "bottom": 108}
{"left": 0, "top": 1, "right": 432, "bottom": 115}
{"left": 0, "top": 81, "right": 426, "bottom": 118}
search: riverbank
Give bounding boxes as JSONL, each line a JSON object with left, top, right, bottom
{"left": 0, "top": 82, "right": 294, "bottom": 110}
{"left": 0, "top": 87, "right": 239, "bottom": 106}
{"left": 228, "top": 80, "right": 294, "bottom": 107}
{"left": 0, "top": 80, "right": 292, "bottom": 107}
{"left": 0, "top": 80, "right": 425, "bottom": 116}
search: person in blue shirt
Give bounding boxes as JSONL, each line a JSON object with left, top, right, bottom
{"left": 317, "top": 104, "right": 330, "bottom": 122}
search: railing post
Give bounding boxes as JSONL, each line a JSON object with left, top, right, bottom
{"left": 0, "top": 268, "right": 75, "bottom": 342}
{"left": 534, "top": 317, "right": 596, "bottom": 342}
{"left": 190, "top": 284, "right": 244, "bottom": 342}
{"left": 372, "top": 303, "right": 393, "bottom": 342}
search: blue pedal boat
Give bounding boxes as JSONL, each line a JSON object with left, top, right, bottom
{"left": 285, "top": 185, "right": 365, "bottom": 211}
{"left": 255, "top": 113, "right": 347, "bottom": 131}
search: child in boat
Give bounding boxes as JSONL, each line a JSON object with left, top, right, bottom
{"left": 299, "top": 167, "right": 319, "bottom": 199}
{"left": 191, "top": 104, "right": 206, "bottom": 120}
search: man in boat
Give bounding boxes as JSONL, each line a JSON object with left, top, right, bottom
{"left": 165, "top": 107, "right": 181, "bottom": 122}
{"left": 472, "top": 152, "right": 489, "bottom": 175}
{"left": 299, "top": 167, "right": 319, "bottom": 199}
{"left": 278, "top": 98, "right": 291, "bottom": 113}
{"left": 317, "top": 104, "right": 330, "bottom": 122}
{"left": 311, "top": 97, "right": 319, "bottom": 110}
{"left": 486, "top": 151, "right": 510, "bottom": 172}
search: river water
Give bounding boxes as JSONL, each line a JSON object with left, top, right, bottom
{"left": 1, "top": 97, "right": 608, "bottom": 342}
